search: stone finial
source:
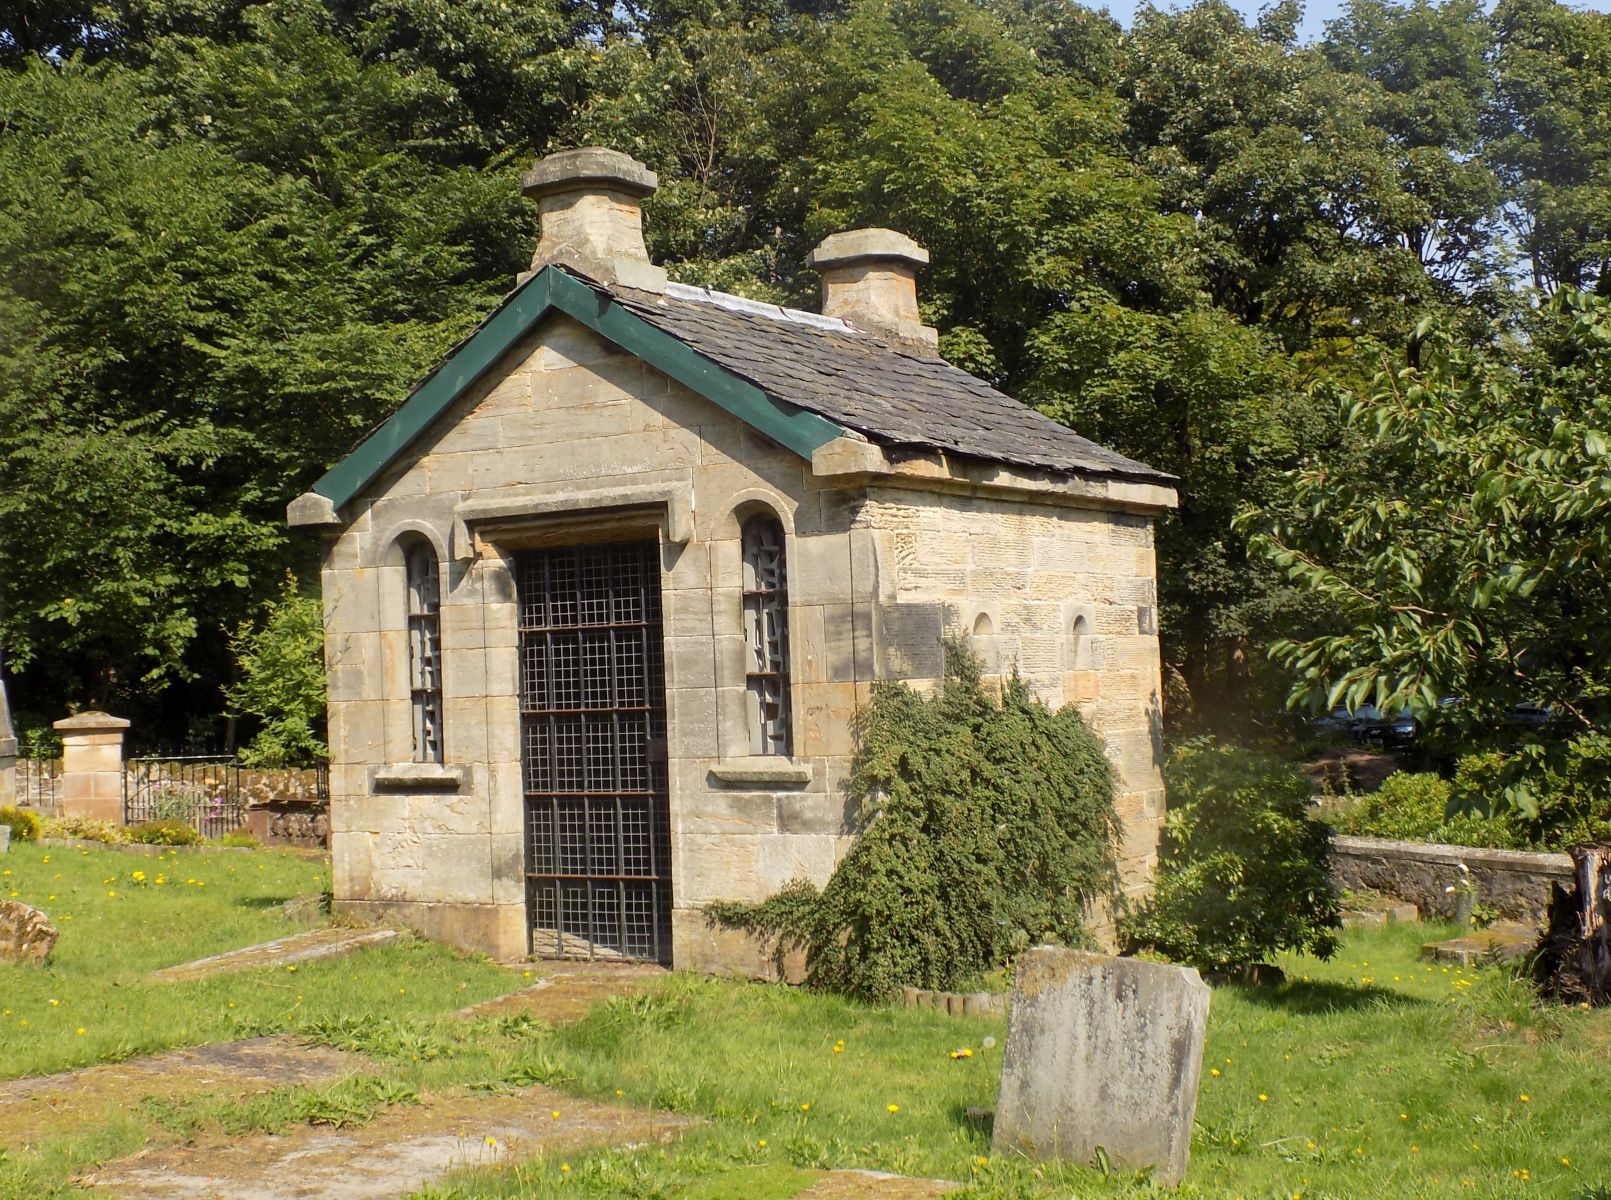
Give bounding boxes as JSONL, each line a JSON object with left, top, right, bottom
{"left": 521, "top": 147, "right": 667, "bottom": 293}
{"left": 807, "top": 228, "right": 939, "bottom": 353}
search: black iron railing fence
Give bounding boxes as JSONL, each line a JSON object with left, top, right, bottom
{"left": 123, "top": 755, "right": 245, "bottom": 838}
{"left": 16, "top": 757, "right": 62, "bottom": 813}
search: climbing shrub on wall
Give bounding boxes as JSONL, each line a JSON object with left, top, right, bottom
{"left": 708, "top": 644, "right": 1119, "bottom": 1001}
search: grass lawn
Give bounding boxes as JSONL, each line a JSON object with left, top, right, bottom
{"left": 3, "top": 841, "right": 1609, "bottom": 1200}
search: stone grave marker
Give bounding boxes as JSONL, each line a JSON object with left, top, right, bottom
{"left": 991, "top": 947, "right": 1210, "bottom": 1186}
{"left": 0, "top": 899, "right": 59, "bottom": 966}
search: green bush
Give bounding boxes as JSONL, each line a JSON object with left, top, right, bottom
{"left": 1121, "top": 738, "right": 1341, "bottom": 972}
{"left": 41, "top": 816, "right": 125, "bottom": 844}
{"left": 1332, "top": 770, "right": 1525, "bottom": 848}
{"left": 709, "top": 645, "right": 1119, "bottom": 1001}
{"left": 1329, "top": 739, "right": 1611, "bottom": 851}
{"left": 218, "top": 829, "right": 260, "bottom": 848}
{"left": 0, "top": 806, "right": 42, "bottom": 842}
{"left": 1457, "top": 737, "right": 1611, "bottom": 849}
{"left": 128, "top": 819, "right": 202, "bottom": 846}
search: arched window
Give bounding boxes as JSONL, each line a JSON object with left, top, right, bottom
{"left": 741, "top": 513, "right": 791, "bottom": 755}
{"left": 404, "top": 541, "right": 445, "bottom": 763}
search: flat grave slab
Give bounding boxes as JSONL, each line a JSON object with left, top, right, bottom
{"left": 0, "top": 1037, "right": 371, "bottom": 1147}
{"left": 150, "top": 926, "right": 405, "bottom": 981}
{"left": 82, "top": 1083, "right": 699, "bottom": 1199}
{"left": 793, "top": 1169, "right": 960, "bottom": 1197}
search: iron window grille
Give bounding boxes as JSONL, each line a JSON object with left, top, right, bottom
{"left": 741, "top": 513, "right": 791, "bottom": 755}
{"left": 405, "top": 542, "right": 445, "bottom": 763}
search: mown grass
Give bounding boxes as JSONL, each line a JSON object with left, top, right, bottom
{"left": 419, "top": 925, "right": 1611, "bottom": 1199}
{"left": 0, "top": 842, "right": 517, "bottom": 1080}
{"left": 4, "top": 842, "right": 1610, "bottom": 1200}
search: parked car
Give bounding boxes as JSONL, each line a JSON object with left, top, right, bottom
{"left": 1350, "top": 704, "right": 1419, "bottom": 749}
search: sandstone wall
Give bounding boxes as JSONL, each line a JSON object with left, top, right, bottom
{"left": 859, "top": 486, "right": 1166, "bottom": 894}
{"left": 321, "top": 312, "right": 1165, "bottom": 967}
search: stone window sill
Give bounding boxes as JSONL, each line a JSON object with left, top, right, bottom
{"left": 373, "top": 763, "right": 465, "bottom": 792}
{"left": 707, "top": 758, "right": 812, "bottom": 788}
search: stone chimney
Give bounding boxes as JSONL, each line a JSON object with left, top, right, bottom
{"left": 521, "top": 147, "right": 667, "bottom": 293}
{"left": 807, "top": 228, "right": 938, "bottom": 353}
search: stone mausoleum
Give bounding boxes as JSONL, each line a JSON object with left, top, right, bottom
{"left": 291, "top": 148, "right": 1177, "bottom": 973}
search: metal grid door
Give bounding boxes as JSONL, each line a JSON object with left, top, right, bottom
{"left": 515, "top": 542, "right": 672, "bottom": 964}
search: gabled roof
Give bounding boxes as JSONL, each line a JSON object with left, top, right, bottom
{"left": 616, "top": 283, "right": 1168, "bottom": 484}
{"left": 305, "top": 265, "right": 1169, "bottom": 514}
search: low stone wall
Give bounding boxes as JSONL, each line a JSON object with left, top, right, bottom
{"left": 1331, "top": 835, "right": 1573, "bottom": 922}
{"left": 246, "top": 802, "right": 330, "bottom": 849}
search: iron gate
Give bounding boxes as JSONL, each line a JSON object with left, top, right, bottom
{"left": 124, "top": 755, "right": 244, "bottom": 837}
{"left": 515, "top": 541, "right": 672, "bottom": 964}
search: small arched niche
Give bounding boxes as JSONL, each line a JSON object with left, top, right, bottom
{"left": 1070, "top": 612, "right": 1093, "bottom": 672}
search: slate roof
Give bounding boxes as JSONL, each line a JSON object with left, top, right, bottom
{"left": 607, "top": 277, "right": 1173, "bottom": 484}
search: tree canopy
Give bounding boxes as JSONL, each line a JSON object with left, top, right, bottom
{"left": 2, "top": 0, "right": 1608, "bottom": 746}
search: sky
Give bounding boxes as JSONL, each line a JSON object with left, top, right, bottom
{"left": 1093, "top": 0, "right": 1611, "bottom": 45}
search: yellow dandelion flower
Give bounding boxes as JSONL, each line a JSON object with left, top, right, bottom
{"left": 1259, "top": 1094, "right": 1270, "bottom": 1103}
{"left": 561, "top": 1164, "right": 570, "bottom": 1174}
{"left": 1562, "top": 1158, "right": 1570, "bottom": 1166}
{"left": 887, "top": 1104, "right": 900, "bottom": 1114}
{"left": 1519, "top": 1093, "right": 1530, "bottom": 1102}
{"left": 76, "top": 1027, "right": 85, "bottom": 1036}
{"left": 1211, "top": 1068, "right": 1221, "bottom": 1077}
{"left": 551, "top": 1110, "right": 560, "bottom": 1119}
{"left": 485, "top": 1136, "right": 497, "bottom": 1146}
{"left": 758, "top": 1139, "right": 767, "bottom": 1148}
{"left": 800, "top": 1103, "right": 810, "bottom": 1112}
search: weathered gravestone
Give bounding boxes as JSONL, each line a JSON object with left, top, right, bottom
{"left": 0, "top": 900, "right": 59, "bottom": 966}
{"left": 992, "top": 948, "right": 1210, "bottom": 1186}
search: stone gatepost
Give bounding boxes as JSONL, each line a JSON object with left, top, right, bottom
{"left": 54, "top": 712, "right": 130, "bottom": 824}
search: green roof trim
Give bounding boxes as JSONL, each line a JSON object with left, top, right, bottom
{"left": 310, "top": 266, "right": 847, "bottom": 512}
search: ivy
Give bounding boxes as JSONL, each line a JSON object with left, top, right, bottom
{"left": 709, "top": 644, "right": 1119, "bottom": 1002}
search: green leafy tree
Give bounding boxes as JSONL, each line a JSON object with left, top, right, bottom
{"left": 0, "top": 10, "right": 525, "bottom": 715}
{"left": 1242, "top": 290, "right": 1611, "bottom": 814}
{"left": 1489, "top": 0, "right": 1611, "bottom": 294}
{"left": 225, "top": 574, "right": 327, "bottom": 766}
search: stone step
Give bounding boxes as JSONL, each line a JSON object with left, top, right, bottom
{"left": 1420, "top": 923, "right": 1537, "bottom": 967}
{"left": 150, "top": 926, "right": 405, "bottom": 982}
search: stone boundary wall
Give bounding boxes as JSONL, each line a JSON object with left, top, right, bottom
{"left": 1331, "top": 834, "right": 1573, "bottom": 922}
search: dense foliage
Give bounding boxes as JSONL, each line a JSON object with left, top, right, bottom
{"left": 1121, "top": 738, "right": 1341, "bottom": 971}
{"left": 224, "top": 574, "right": 329, "bottom": 767}
{"left": 709, "top": 647, "right": 1118, "bottom": 1000}
{"left": 0, "top": 806, "right": 43, "bottom": 843}
{"left": 3, "top": 0, "right": 1611, "bottom": 743}
{"left": 1334, "top": 751, "right": 1611, "bottom": 851}
{"left": 1244, "top": 291, "right": 1611, "bottom": 814}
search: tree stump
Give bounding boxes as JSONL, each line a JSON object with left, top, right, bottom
{"left": 1536, "top": 844, "right": 1611, "bottom": 1004}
